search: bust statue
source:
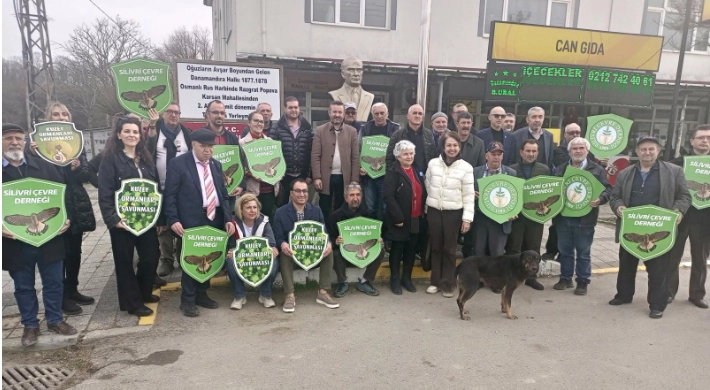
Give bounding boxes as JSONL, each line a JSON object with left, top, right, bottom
{"left": 329, "top": 57, "right": 375, "bottom": 122}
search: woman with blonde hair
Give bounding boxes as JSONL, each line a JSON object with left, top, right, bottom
{"left": 239, "top": 112, "right": 280, "bottom": 220}
{"left": 225, "top": 193, "right": 280, "bottom": 310}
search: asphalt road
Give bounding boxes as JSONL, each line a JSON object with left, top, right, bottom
{"left": 72, "top": 270, "right": 709, "bottom": 389}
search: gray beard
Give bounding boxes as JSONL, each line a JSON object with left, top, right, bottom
{"left": 4, "top": 150, "right": 24, "bottom": 162}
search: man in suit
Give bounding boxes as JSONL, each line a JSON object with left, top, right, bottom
{"left": 506, "top": 139, "right": 552, "bottom": 291}
{"left": 502, "top": 113, "right": 516, "bottom": 131}
{"left": 609, "top": 136, "right": 691, "bottom": 319}
{"left": 668, "top": 124, "right": 710, "bottom": 309}
{"left": 478, "top": 106, "right": 514, "bottom": 158}
{"left": 472, "top": 142, "right": 518, "bottom": 272}
{"left": 312, "top": 101, "right": 360, "bottom": 221}
{"left": 273, "top": 179, "right": 339, "bottom": 313}
{"left": 329, "top": 58, "right": 374, "bottom": 122}
{"left": 509, "top": 107, "right": 555, "bottom": 168}
{"left": 164, "top": 128, "right": 235, "bottom": 317}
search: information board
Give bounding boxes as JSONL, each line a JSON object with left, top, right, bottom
{"left": 484, "top": 62, "right": 654, "bottom": 108}
{"left": 175, "top": 61, "right": 283, "bottom": 121}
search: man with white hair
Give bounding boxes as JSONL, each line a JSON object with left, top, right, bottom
{"left": 359, "top": 103, "right": 400, "bottom": 219}
{"left": 552, "top": 137, "right": 612, "bottom": 296}
{"left": 448, "top": 103, "right": 469, "bottom": 131}
{"left": 509, "top": 107, "right": 555, "bottom": 168}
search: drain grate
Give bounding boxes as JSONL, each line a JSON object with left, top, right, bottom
{"left": 2, "top": 365, "right": 74, "bottom": 390}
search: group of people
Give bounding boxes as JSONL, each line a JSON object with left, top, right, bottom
{"left": 3, "top": 96, "right": 708, "bottom": 348}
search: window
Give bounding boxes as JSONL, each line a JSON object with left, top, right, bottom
{"left": 312, "top": 0, "right": 389, "bottom": 28}
{"left": 483, "top": 0, "right": 572, "bottom": 35}
{"left": 642, "top": 0, "right": 710, "bottom": 53}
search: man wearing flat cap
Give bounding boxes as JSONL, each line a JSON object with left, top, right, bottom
{"left": 164, "top": 128, "right": 235, "bottom": 317}
{"left": 2, "top": 123, "right": 76, "bottom": 347}
{"left": 609, "top": 135, "right": 691, "bottom": 319}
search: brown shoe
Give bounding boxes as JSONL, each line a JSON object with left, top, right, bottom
{"left": 21, "top": 327, "right": 39, "bottom": 347}
{"left": 47, "top": 321, "right": 77, "bottom": 336}
{"left": 316, "top": 291, "right": 340, "bottom": 309}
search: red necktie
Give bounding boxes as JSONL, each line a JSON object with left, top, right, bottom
{"left": 201, "top": 161, "right": 216, "bottom": 221}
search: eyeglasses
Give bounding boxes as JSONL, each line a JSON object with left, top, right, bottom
{"left": 251, "top": 119, "right": 264, "bottom": 124}
{"left": 209, "top": 110, "right": 226, "bottom": 116}
{"left": 566, "top": 131, "right": 581, "bottom": 135}
{"left": 291, "top": 189, "right": 308, "bottom": 194}
{"left": 166, "top": 110, "right": 181, "bottom": 116}
{"left": 693, "top": 136, "right": 710, "bottom": 141}
{"left": 491, "top": 114, "right": 506, "bottom": 119}
{"left": 345, "top": 111, "right": 357, "bottom": 115}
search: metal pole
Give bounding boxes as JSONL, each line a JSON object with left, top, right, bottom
{"left": 664, "top": 0, "right": 693, "bottom": 161}
{"left": 416, "top": 0, "right": 432, "bottom": 112}
{"left": 674, "top": 92, "right": 689, "bottom": 158}
{"left": 437, "top": 80, "right": 444, "bottom": 112}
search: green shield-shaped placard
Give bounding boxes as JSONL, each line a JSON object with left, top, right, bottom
{"left": 586, "top": 114, "right": 633, "bottom": 159}
{"left": 213, "top": 145, "right": 244, "bottom": 194}
{"left": 337, "top": 217, "right": 383, "bottom": 268}
{"left": 521, "top": 175, "right": 565, "bottom": 224}
{"left": 477, "top": 175, "right": 526, "bottom": 224}
{"left": 360, "top": 135, "right": 389, "bottom": 179}
{"left": 114, "top": 178, "right": 162, "bottom": 236}
{"left": 111, "top": 58, "right": 173, "bottom": 119}
{"left": 180, "top": 226, "right": 228, "bottom": 283}
{"left": 231, "top": 236, "right": 274, "bottom": 287}
{"left": 288, "top": 221, "right": 328, "bottom": 271}
{"left": 684, "top": 156, "right": 710, "bottom": 210}
{"left": 30, "top": 121, "right": 84, "bottom": 167}
{"left": 620, "top": 205, "right": 679, "bottom": 262}
{"left": 561, "top": 167, "right": 605, "bottom": 217}
{"left": 2, "top": 178, "right": 67, "bottom": 247}
{"left": 241, "top": 139, "right": 286, "bottom": 185}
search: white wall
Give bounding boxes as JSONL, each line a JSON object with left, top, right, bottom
{"left": 213, "top": 0, "right": 710, "bottom": 82}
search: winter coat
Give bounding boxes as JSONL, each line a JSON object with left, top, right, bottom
{"left": 229, "top": 214, "right": 277, "bottom": 249}
{"left": 326, "top": 201, "right": 369, "bottom": 245}
{"left": 311, "top": 123, "right": 360, "bottom": 195}
{"left": 554, "top": 159, "right": 612, "bottom": 227}
{"left": 146, "top": 119, "right": 193, "bottom": 158}
{"left": 386, "top": 125, "right": 437, "bottom": 174}
{"left": 425, "top": 155, "right": 475, "bottom": 222}
{"left": 65, "top": 150, "right": 96, "bottom": 233}
{"left": 270, "top": 115, "right": 314, "bottom": 178}
{"left": 359, "top": 119, "right": 400, "bottom": 142}
{"left": 383, "top": 161, "right": 427, "bottom": 242}
{"left": 239, "top": 132, "right": 280, "bottom": 196}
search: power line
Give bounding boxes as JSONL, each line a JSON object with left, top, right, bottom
{"left": 87, "top": 0, "right": 153, "bottom": 49}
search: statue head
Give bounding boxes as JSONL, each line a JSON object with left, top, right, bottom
{"left": 341, "top": 57, "right": 364, "bottom": 88}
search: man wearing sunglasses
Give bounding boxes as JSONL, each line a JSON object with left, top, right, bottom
{"left": 478, "top": 107, "right": 514, "bottom": 162}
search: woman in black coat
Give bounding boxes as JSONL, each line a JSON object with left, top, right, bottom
{"left": 383, "top": 140, "right": 426, "bottom": 295}
{"left": 98, "top": 117, "right": 161, "bottom": 317}
{"left": 42, "top": 102, "right": 97, "bottom": 316}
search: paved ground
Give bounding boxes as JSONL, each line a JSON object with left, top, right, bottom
{"left": 50, "top": 270, "right": 710, "bottom": 389}
{"left": 1, "top": 186, "right": 700, "bottom": 348}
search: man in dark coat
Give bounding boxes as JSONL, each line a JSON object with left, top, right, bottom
{"left": 2, "top": 123, "right": 77, "bottom": 347}
{"left": 509, "top": 107, "right": 555, "bottom": 168}
{"left": 385, "top": 104, "right": 437, "bottom": 176}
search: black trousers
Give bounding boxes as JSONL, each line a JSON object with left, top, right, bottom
{"left": 615, "top": 247, "right": 669, "bottom": 312}
{"left": 505, "top": 217, "right": 544, "bottom": 255}
{"left": 428, "top": 208, "right": 463, "bottom": 292}
{"left": 180, "top": 213, "right": 225, "bottom": 305}
{"left": 318, "top": 174, "right": 344, "bottom": 222}
{"left": 63, "top": 231, "right": 83, "bottom": 293}
{"left": 389, "top": 234, "right": 418, "bottom": 282}
{"left": 545, "top": 223, "right": 558, "bottom": 255}
{"left": 472, "top": 214, "right": 508, "bottom": 257}
{"left": 109, "top": 228, "right": 159, "bottom": 311}
{"left": 333, "top": 247, "right": 384, "bottom": 283}
{"left": 668, "top": 218, "right": 708, "bottom": 300}
{"left": 258, "top": 191, "right": 277, "bottom": 222}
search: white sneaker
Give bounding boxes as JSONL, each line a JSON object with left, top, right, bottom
{"left": 426, "top": 286, "right": 439, "bottom": 294}
{"left": 258, "top": 296, "right": 276, "bottom": 308}
{"left": 442, "top": 291, "right": 455, "bottom": 298}
{"left": 230, "top": 297, "right": 246, "bottom": 310}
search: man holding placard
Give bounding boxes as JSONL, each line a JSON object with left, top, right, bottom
{"left": 668, "top": 124, "right": 710, "bottom": 309}
{"left": 552, "top": 137, "right": 612, "bottom": 296}
{"left": 273, "top": 179, "right": 339, "bottom": 313}
{"left": 609, "top": 136, "right": 691, "bottom": 319}
{"left": 2, "top": 123, "right": 76, "bottom": 347}
{"left": 164, "top": 128, "right": 235, "bottom": 317}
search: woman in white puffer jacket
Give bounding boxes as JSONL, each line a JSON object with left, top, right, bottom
{"left": 424, "top": 131, "right": 475, "bottom": 298}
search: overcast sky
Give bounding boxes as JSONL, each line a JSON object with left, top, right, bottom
{"left": 2, "top": 0, "right": 213, "bottom": 58}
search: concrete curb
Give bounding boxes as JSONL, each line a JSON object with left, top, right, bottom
{"left": 81, "top": 325, "right": 152, "bottom": 343}
{"left": 2, "top": 333, "right": 79, "bottom": 352}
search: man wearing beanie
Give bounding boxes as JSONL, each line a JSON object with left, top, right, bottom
{"left": 430, "top": 112, "right": 449, "bottom": 151}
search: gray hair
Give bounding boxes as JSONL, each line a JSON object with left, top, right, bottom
{"left": 528, "top": 106, "right": 545, "bottom": 116}
{"left": 567, "top": 136, "right": 590, "bottom": 151}
{"left": 393, "top": 140, "right": 416, "bottom": 158}
{"left": 345, "top": 183, "right": 362, "bottom": 196}
{"left": 564, "top": 123, "right": 581, "bottom": 133}
{"left": 371, "top": 102, "right": 388, "bottom": 114}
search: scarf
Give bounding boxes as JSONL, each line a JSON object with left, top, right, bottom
{"left": 160, "top": 120, "right": 190, "bottom": 162}
{"left": 338, "top": 199, "right": 367, "bottom": 219}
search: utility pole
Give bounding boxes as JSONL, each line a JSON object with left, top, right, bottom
{"left": 14, "top": 0, "right": 55, "bottom": 128}
{"left": 664, "top": 0, "right": 693, "bottom": 160}
{"left": 416, "top": 0, "right": 432, "bottom": 112}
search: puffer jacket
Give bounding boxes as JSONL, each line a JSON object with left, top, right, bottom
{"left": 270, "top": 115, "right": 313, "bottom": 178}
{"left": 65, "top": 150, "right": 96, "bottom": 233}
{"left": 424, "top": 155, "right": 475, "bottom": 222}
{"left": 239, "top": 132, "right": 280, "bottom": 196}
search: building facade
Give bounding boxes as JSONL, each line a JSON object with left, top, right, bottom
{"left": 204, "top": 0, "right": 710, "bottom": 150}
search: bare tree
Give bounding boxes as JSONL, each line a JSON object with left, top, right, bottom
{"left": 2, "top": 57, "right": 29, "bottom": 128}
{"left": 155, "top": 26, "right": 214, "bottom": 63}
{"left": 662, "top": 0, "right": 709, "bottom": 51}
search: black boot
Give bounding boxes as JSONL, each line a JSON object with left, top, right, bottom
{"left": 401, "top": 255, "right": 417, "bottom": 293}
{"left": 62, "top": 295, "right": 82, "bottom": 315}
{"left": 67, "top": 290, "right": 95, "bottom": 305}
{"left": 195, "top": 291, "right": 219, "bottom": 309}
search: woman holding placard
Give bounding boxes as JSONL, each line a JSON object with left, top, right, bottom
{"left": 424, "top": 132, "right": 475, "bottom": 298}
{"left": 98, "top": 117, "right": 161, "bottom": 317}
{"left": 225, "top": 193, "right": 280, "bottom": 310}
{"left": 383, "top": 140, "right": 427, "bottom": 295}
{"left": 240, "top": 112, "right": 280, "bottom": 220}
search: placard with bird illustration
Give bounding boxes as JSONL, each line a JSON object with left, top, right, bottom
{"left": 241, "top": 139, "right": 286, "bottom": 185}
{"left": 2, "top": 178, "right": 67, "bottom": 247}
{"left": 620, "top": 205, "right": 678, "bottom": 261}
{"left": 180, "top": 226, "right": 228, "bottom": 283}
{"left": 337, "top": 217, "right": 383, "bottom": 268}
{"left": 520, "top": 175, "right": 564, "bottom": 224}
{"left": 111, "top": 58, "right": 173, "bottom": 119}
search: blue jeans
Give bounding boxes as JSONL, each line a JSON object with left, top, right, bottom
{"left": 226, "top": 255, "right": 280, "bottom": 299}
{"left": 557, "top": 217, "right": 595, "bottom": 284}
{"left": 9, "top": 245, "right": 64, "bottom": 328}
{"left": 365, "top": 177, "right": 385, "bottom": 220}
